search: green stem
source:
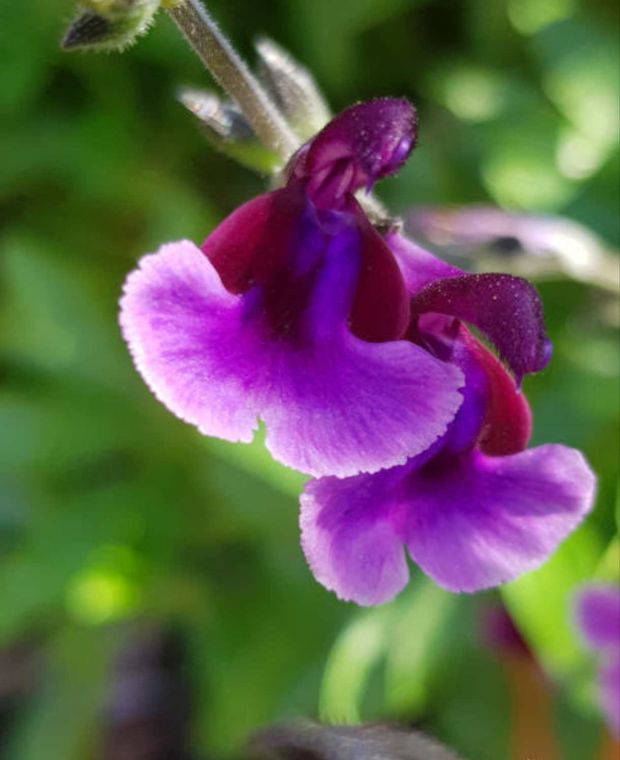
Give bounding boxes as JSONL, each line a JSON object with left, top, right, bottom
{"left": 166, "top": 0, "right": 299, "bottom": 161}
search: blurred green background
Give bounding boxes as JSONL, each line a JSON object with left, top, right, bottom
{"left": 0, "top": 0, "right": 618, "bottom": 758}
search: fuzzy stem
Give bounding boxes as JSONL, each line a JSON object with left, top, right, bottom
{"left": 165, "top": 0, "right": 299, "bottom": 161}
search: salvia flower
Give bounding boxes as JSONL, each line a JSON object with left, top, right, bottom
{"left": 300, "top": 235, "right": 596, "bottom": 605}
{"left": 574, "top": 584, "right": 620, "bottom": 737}
{"left": 120, "top": 99, "right": 466, "bottom": 477}
{"left": 121, "top": 94, "right": 595, "bottom": 604}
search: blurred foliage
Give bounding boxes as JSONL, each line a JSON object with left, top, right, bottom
{"left": 0, "top": 0, "right": 618, "bottom": 758}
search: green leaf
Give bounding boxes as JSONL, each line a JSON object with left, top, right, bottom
{"left": 384, "top": 581, "right": 455, "bottom": 715}
{"left": 501, "top": 525, "right": 603, "bottom": 674}
{"left": 319, "top": 605, "right": 393, "bottom": 724}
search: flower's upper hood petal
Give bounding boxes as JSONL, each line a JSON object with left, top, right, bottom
{"left": 409, "top": 272, "right": 551, "bottom": 383}
{"left": 289, "top": 98, "right": 417, "bottom": 208}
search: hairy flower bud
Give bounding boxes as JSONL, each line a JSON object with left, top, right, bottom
{"left": 256, "top": 38, "right": 331, "bottom": 140}
{"left": 178, "top": 88, "right": 280, "bottom": 173}
{"left": 61, "top": 0, "right": 162, "bottom": 52}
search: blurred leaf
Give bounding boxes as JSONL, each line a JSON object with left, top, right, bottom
{"left": 319, "top": 605, "right": 393, "bottom": 724}
{"left": 287, "top": 0, "right": 424, "bottom": 92}
{"left": 384, "top": 581, "right": 455, "bottom": 715}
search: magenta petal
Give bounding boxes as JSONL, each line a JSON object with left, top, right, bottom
{"left": 120, "top": 241, "right": 464, "bottom": 477}
{"left": 404, "top": 445, "right": 595, "bottom": 592}
{"left": 575, "top": 585, "right": 620, "bottom": 650}
{"left": 300, "top": 468, "right": 410, "bottom": 605}
{"left": 291, "top": 98, "right": 417, "bottom": 207}
{"left": 387, "top": 232, "right": 462, "bottom": 296}
{"left": 410, "top": 273, "right": 551, "bottom": 381}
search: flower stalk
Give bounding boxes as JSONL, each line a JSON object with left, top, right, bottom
{"left": 165, "top": 0, "right": 299, "bottom": 161}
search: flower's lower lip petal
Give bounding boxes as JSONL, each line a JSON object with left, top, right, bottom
{"left": 262, "top": 332, "right": 463, "bottom": 477}
{"left": 120, "top": 240, "right": 464, "bottom": 478}
{"left": 599, "top": 656, "right": 620, "bottom": 738}
{"left": 404, "top": 445, "right": 596, "bottom": 593}
{"left": 409, "top": 272, "right": 551, "bottom": 381}
{"left": 387, "top": 232, "right": 463, "bottom": 296}
{"left": 300, "top": 469, "right": 410, "bottom": 606}
{"left": 574, "top": 585, "right": 620, "bottom": 650}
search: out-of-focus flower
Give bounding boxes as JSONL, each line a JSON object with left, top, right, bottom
{"left": 574, "top": 584, "right": 620, "bottom": 737}
{"left": 300, "top": 236, "right": 595, "bottom": 605}
{"left": 120, "top": 99, "right": 466, "bottom": 477}
{"left": 102, "top": 626, "right": 193, "bottom": 760}
{"left": 480, "top": 602, "right": 531, "bottom": 658}
{"left": 407, "top": 205, "right": 620, "bottom": 296}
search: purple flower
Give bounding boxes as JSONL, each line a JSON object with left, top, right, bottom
{"left": 300, "top": 237, "right": 596, "bottom": 605}
{"left": 574, "top": 584, "right": 620, "bottom": 737}
{"left": 120, "top": 99, "right": 465, "bottom": 477}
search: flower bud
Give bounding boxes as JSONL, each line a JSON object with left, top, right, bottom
{"left": 61, "top": 0, "right": 162, "bottom": 52}
{"left": 178, "top": 87, "right": 280, "bottom": 173}
{"left": 256, "top": 38, "right": 331, "bottom": 140}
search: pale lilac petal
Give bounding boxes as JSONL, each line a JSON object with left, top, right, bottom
{"left": 301, "top": 443, "right": 594, "bottom": 603}
{"left": 600, "top": 655, "right": 620, "bottom": 737}
{"left": 575, "top": 585, "right": 620, "bottom": 651}
{"left": 300, "top": 468, "right": 410, "bottom": 605}
{"left": 120, "top": 241, "right": 464, "bottom": 477}
{"left": 404, "top": 445, "right": 596, "bottom": 592}
{"left": 386, "top": 232, "right": 462, "bottom": 295}
{"left": 262, "top": 334, "right": 463, "bottom": 477}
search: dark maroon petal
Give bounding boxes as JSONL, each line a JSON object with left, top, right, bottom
{"left": 201, "top": 186, "right": 309, "bottom": 294}
{"left": 201, "top": 185, "right": 330, "bottom": 337}
{"left": 348, "top": 201, "right": 410, "bottom": 342}
{"left": 410, "top": 322, "right": 530, "bottom": 456}
{"left": 462, "top": 330, "right": 532, "bottom": 455}
{"left": 289, "top": 98, "right": 417, "bottom": 208}
{"left": 409, "top": 273, "right": 551, "bottom": 382}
